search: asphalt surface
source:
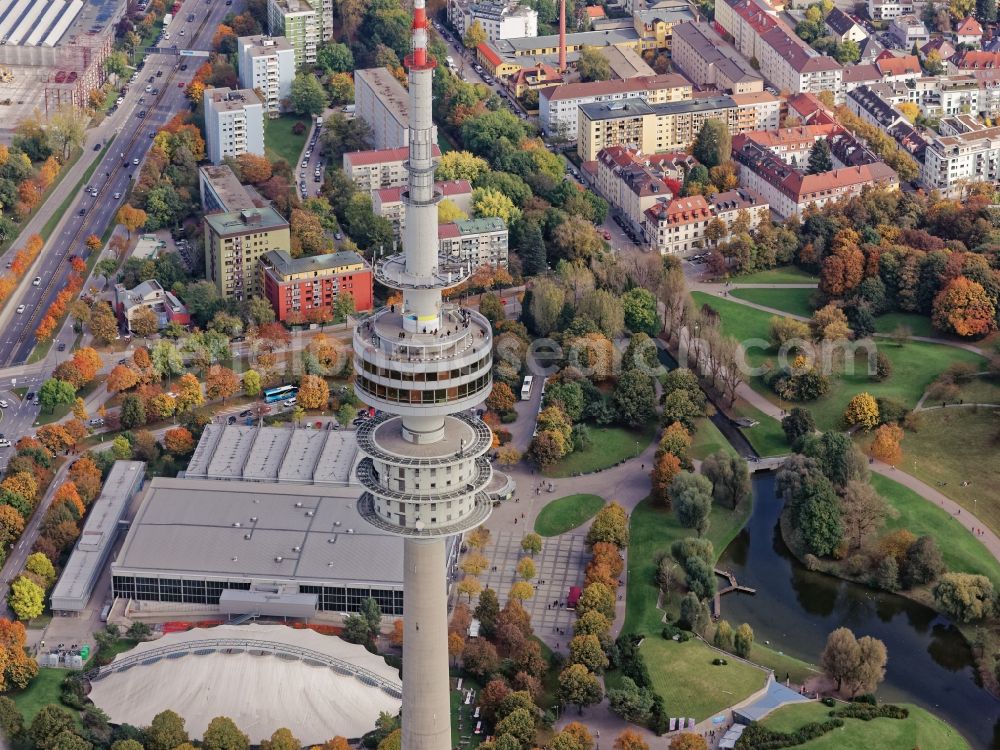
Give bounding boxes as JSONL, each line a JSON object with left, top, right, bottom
{"left": 0, "top": 0, "right": 237, "bottom": 368}
{"left": 296, "top": 121, "right": 325, "bottom": 201}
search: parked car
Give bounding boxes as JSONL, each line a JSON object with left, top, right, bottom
{"left": 227, "top": 415, "right": 237, "bottom": 424}
{"left": 0, "top": 440, "right": 10, "bottom": 448}
{"left": 88, "top": 417, "right": 105, "bottom": 427}
{"left": 57, "top": 342, "right": 66, "bottom": 351}
{"left": 0, "top": 400, "right": 8, "bottom": 409}
{"left": 32, "top": 277, "right": 41, "bottom": 286}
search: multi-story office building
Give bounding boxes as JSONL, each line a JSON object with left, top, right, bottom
{"left": 237, "top": 35, "right": 295, "bottom": 115}
{"left": 438, "top": 218, "right": 509, "bottom": 269}
{"left": 576, "top": 92, "right": 780, "bottom": 161}
{"left": 267, "top": 0, "right": 320, "bottom": 67}
{"left": 260, "top": 249, "right": 374, "bottom": 322}
{"left": 671, "top": 22, "right": 764, "bottom": 96}
{"left": 716, "top": 0, "right": 842, "bottom": 97}
{"left": 448, "top": 0, "right": 537, "bottom": 41}
{"left": 204, "top": 207, "right": 291, "bottom": 299}
{"left": 539, "top": 73, "right": 692, "bottom": 139}
{"left": 343, "top": 145, "right": 443, "bottom": 192}
{"left": 355, "top": 68, "right": 409, "bottom": 149}
{"left": 922, "top": 122, "right": 1000, "bottom": 194}
{"left": 199, "top": 165, "right": 258, "bottom": 213}
{"left": 203, "top": 88, "right": 265, "bottom": 165}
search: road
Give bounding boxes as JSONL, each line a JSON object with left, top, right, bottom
{"left": 0, "top": 0, "right": 238, "bottom": 368}
{"left": 296, "top": 120, "right": 325, "bottom": 200}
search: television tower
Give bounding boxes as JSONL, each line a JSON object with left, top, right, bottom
{"left": 353, "top": 2, "right": 496, "bottom": 750}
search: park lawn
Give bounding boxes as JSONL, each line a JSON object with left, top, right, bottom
{"left": 533, "top": 494, "right": 605, "bottom": 537}
{"left": 9, "top": 668, "right": 80, "bottom": 727}
{"left": 264, "top": 114, "right": 312, "bottom": 168}
{"left": 872, "top": 473, "right": 1000, "bottom": 584}
{"left": 730, "top": 402, "right": 789, "bottom": 457}
{"left": 746, "top": 642, "right": 821, "bottom": 685}
{"left": 689, "top": 417, "right": 738, "bottom": 461}
{"left": 450, "top": 673, "right": 483, "bottom": 750}
{"left": 640, "top": 637, "right": 768, "bottom": 721}
{"left": 691, "top": 292, "right": 985, "bottom": 431}
{"left": 761, "top": 702, "right": 969, "bottom": 750}
{"left": 730, "top": 287, "right": 815, "bottom": 318}
{"left": 950, "top": 375, "right": 1000, "bottom": 406}
{"left": 889, "top": 409, "right": 1000, "bottom": 536}
{"left": 727, "top": 267, "right": 819, "bottom": 284}
{"left": 623, "top": 497, "right": 752, "bottom": 636}
{"left": 873, "top": 312, "right": 937, "bottom": 338}
{"left": 543, "top": 423, "right": 656, "bottom": 477}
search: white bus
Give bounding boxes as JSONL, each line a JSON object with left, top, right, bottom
{"left": 521, "top": 375, "right": 533, "bottom": 400}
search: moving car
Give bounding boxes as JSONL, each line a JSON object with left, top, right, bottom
{"left": 0, "top": 440, "right": 10, "bottom": 448}
{"left": 32, "top": 276, "right": 41, "bottom": 286}
{"left": 113, "top": 192, "right": 121, "bottom": 199}
{"left": 0, "top": 400, "right": 8, "bottom": 408}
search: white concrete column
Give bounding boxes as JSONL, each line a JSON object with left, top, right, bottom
{"left": 402, "top": 538, "right": 452, "bottom": 750}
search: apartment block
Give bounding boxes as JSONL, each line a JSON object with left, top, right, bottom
{"left": 199, "top": 165, "right": 258, "bottom": 213}
{"left": 438, "top": 218, "right": 510, "bottom": 269}
{"left": 266, "top": 0, "right": 319, "bottom": 67}
{"left": 888, "top": 16, "right": 928, "bottom": 48}
{"left": 867, "top": 0, "right": 913, "bottom": 20}
{"left": 448, "top": 0, "right": 537, "bottom": 41}
{"left": 539, "top": 73, "right": 692, "bottom": 140}
{"left": 355, "top": 68, "right": 409, "bottom": 149}
{"left": 374, "top": 180, "right": 474, "bottom": 239}
{"left": 671, "top": 21, "right": 764, "bottom": 96}
{"left": 203, "top": 87, "right": 265, "bottom": 165}
{"left": 342, "top": 145, "right": 443, "bottom": 192}
{"left": 594, "top": 146, "right": 690, "bottom": 233}
{"left": 631, "top": 4, "right": 700, "bottom": 51}
{"left": 733, "top": 140, "right": 898, "bottom": 218}
{"left": 204, "top": 207, "right": 291, "bottom": 300}
{"left": 260, "top": 249, "right": 374, "bottom": 322}
{"left": 643, "top": 189, "right": 768, "bottom": 254}
{"left": 237, "top": 35, "right": 295, "bottom": 115}
{"left": 922, "top": 122, "right": 1000, "bottom": 194}
{"left": 577, "top": 92, "right": 780, "bottom": 161}
{"left": 731, "top": 123, "right": 843, "bottom": 166}
{"left": 715, "top": 0, "right": 842, "bottom": 97}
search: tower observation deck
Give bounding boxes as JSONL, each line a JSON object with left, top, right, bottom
{"left": 352, "top": 1, "right": 502, "bottom": 749}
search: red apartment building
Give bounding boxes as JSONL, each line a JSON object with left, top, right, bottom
{"left": 261, "top": 249, "right": 374, "bottom": 323}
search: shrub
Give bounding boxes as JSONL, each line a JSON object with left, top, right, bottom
{"left": 833, "top": 703, "right": 908, "bottom": 721}
{"left": 734, "top": 719, "right": 843, "bottom": 749}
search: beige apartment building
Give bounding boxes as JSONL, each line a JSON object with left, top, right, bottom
{"left": 671, "top": 21, "right": 763, "bottom": 95}
{"left": 204, "top": 206, "right": 291, "bottom": 300}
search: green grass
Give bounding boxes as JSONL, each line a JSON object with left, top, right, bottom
{"left": 542, "top": 423, "right": 656, "bottom": 477}
{"left": 730, "top": 402, "right": 789, "bottom": 457}
{"left": 623, "top": 496, "right": 752, "bottom": 635}
{"left": 36, "top": 381, "right": 97, "bottom": 423}
{"left": 640, "top": 637, "right": 768, "bottom": 721}
{"left": 761, "top": 701, "right": 970, "bottom": 750}
{"left": 730, "top": 267, "right": 819, "bottom": 284}
{"left": 872, "top": 473, "right": 1000, "bottom": 585}
{"left": 691, "top": 292, "right": 985, "bottom": 431}
{"left": 746, "top": 642, "right": 821, "bottom": 685}
{"left": 873, "top": 312, "right": 937, "bottom": 338}
{"left": 950, "top": 375, "right": 1000, "bottom": 405}
{"left": 9, "top": 668, "right": 78, "bottom": 727}
{"left": 533, "top": 494, "right": 605, "bottom": 537}
{"left": 888, "top": 409, "right": 1000, "bottom": 537}
{"left": 689, "top": 417, "right": 738, "bottom": 461}
{"left": 450, "top": 673, "right": 484, "bottom": 750}
{"left": 40, "top": 142, "right": 110, "bottom": 242}
{"left": 264, "top": 114, "right": 312, "bottom": 168}
{"left": 730, "top": 287, "right": 815, "bottom": 318}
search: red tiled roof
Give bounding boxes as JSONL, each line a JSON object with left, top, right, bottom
{"left": 345, "top": 146, "right": 441, "bottom": 167}
{"left": 954, "top": 50, "right": 1000, "bottom": 68}
{"left": 478, "top": 43, "right": 503, "bottom": 67}
{"left": 376, "top": 180, "right": 472, "bottom": 204}
{"left": 541, "top": 73, "right": 689, "bottom": 102}
{"left": 437, "top": 223, "right": 462, "bottom": 239}
{"left": 842, "top": 63, "right": 881, "bottom": 83}
{"left": 876, "top": 54, "right": 921, "bottom": 77}
{"left": 956, "top": 16, "right": 983, "bottom": 35}
{"left": 587, "top": 6, "right": 606, "bottom": 17}
{"left": 645, "top": 195, "right": 712, "bottom": 225}
{"left": 732, "top": 123, "right": 841, "bottom": 150}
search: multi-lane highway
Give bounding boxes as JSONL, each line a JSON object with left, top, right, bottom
{"left": 0, "top": 0, "right": 239, "bottom": 367}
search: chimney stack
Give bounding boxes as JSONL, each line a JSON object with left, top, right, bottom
{"left": 559, "top": 0, "right": 567, "bottom": 73}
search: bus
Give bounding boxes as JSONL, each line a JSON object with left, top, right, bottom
{"left": 520, "top": 375, "right": 533, "bottom": 401}
{"left": 263, "top": 384, "right": 298, "bottom": 404}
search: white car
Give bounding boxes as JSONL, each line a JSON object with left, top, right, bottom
{"left": 0, "top": 440, "right": 10, "bottom": 448}
{"left": 145, "top": 85, "right": 152, "bottom": 92}
{"left": 0, "top": 400, "right": 8, "bottom": 408}
{"left": 32, "top": 277, "right": 41, "bottom": 286}
{"left": 284, "top": 397, "right": 297, "bottom": 407}
{"left": 113, "top": 192, "right": 121, "bottom": 199}
{"left": 16, "top": 305, "right": 24, "bottom": 314}
{"left": 132, "top": 158, "right": 140, "bottom": 165}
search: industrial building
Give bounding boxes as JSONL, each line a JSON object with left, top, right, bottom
{"left": 108, "top": 425, "right": 487, "bottom": 619}
{"left": 50, "top": 461, "right": 146, "bottom": 614}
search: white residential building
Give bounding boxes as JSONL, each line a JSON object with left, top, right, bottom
{"left": 867, "top": 0, "right": 913, "bottom": 21}
{"left": 237, "top": 36, "right": 295, "bottom": 115}
{"left": 825, "top": 8, "right": 867, "bottom": 43}
{"left": 343, "top": 145, "right": 443, "bottom": 192}
{"left": 922, "top": 122, "right": 1000, "bottom": 194}
{"left": 448, "top": 0, "right": 537, "bottom": 41}
{"left": 203, "top": 88, "right": 265, "bottom": 165}
{"left": 355, "top": 68, "right": 409, "bottom": 149}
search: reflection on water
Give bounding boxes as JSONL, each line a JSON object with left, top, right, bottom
{"left": 717, "top": 473, "right": 1000, "bottom": 749}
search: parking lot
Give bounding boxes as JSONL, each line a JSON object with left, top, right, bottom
{"left": 297, "top": 121, "right": 324, "bottom": 200}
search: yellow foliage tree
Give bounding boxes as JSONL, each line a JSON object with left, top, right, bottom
{"left": 842, "top": 392, "right": 879, "bottom": 431}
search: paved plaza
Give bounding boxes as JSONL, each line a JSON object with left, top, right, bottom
{"left": 478, "top": 531, "right": 588, "bottom": 638}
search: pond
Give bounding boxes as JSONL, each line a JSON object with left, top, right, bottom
{"left": 717, "top": 473, "right": 1000, "bottom": 750}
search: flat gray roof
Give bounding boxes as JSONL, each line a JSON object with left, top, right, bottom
{"left": 185, "top": 424, "right": 358, "bottom": 485}
{"left": 580, "top": 95, "right": 737, "bottom": 121}
{"left": 112, "top": 478, "right": 404, "bottom": 587}
{"left": 51, "top": 461, "right": 146, "bottom": 611}
{"left": 495, "top": 26, "right": 640, "bottom": 53}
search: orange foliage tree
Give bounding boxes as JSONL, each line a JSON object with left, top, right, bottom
{"left": 68, "top": 456, "right": 103, "bottom": 504}
{"left": 163, "top": 426, "right": 195, "bottom": 456}
{"left": 869, "top": 423, "right": 904, "bottom": 465}
{"left": 931, "top": 276, "right": 998, "bottom": 338}
{"left": 52, "top": 482, "right": 85, "bottom": 517}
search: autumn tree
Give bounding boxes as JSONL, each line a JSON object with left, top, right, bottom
{"left": 456, "top": 576, "right": 482, "bottom": 601}
{"left": 163, "top": 427, "right": 195, "bottom": 456}
{"left": 130, "top": 306, "right": 159, "bottom": 339}
{"left": 205, "top": 366, "right": 239, "bottom": 401}
{"left": 297, "top": 375, "right": 330, "bottom": 410}
{"left": 8, "top": 577, "right": 44, "bottom": 620}
{"left": 869, "top": 423, "right": 903, "bottom": 465}
{"left": 932, "top": 276, "right": 997, "bottom": 337}
{"left": 0, "top": 619, "right": 37, "bottom": 689}
{"left": 650, "top": 452, "right": 681, "bottom": 507}
{"left": 106, "top": 365, "right": 140, "bottom": 394}
{"left": 175, "top": 373, "right": 204, "bottom": 411}
{"left": 202, "top": 717, "right": 249, "bottom": 750}
{"left": 520, "top": 533, "right": 542, "bottom": 557}
{"left": 842, "top": 392, "right": 879, "bottom": 431}
{"left": 558, "top": 664, "right": 603, "bottom": 712}
{"left": 487, "top": 382, "right": 516, "bottom": 413}
{"left": 116, "top": 204, "right": 147, "bottom": 239}
{"left": 934, "top": 573, "right": 994, "bottom": 622}
{"left": 69, "top": 457, "right": 102, "bottom": 504}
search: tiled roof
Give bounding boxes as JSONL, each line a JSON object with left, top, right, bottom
{"left": 954, "top": 50, "right": 1000, "bottom": 68}
{"left": 842, "top": 63, "right": 881, "bottom": 83}
{"left": 760, "top": 26, "right": 841, "bottom": 73}
{"left": 478, "top": 42, "right": 503, "bottom": 67}
{"left": 645, "top": 195, "right": 712, "bottom": 224}
{"left": 825, "top": 8, "right": 861, "bottom": 36}
{"left": 586, "top": 5, "right": 606, "bottom": 17}
{"left": 376, "top": 180, "right": 472, "bottom": 204}
{"left": 541, "top": 73, "right": 690, "bottom": 102}
{"left": 344, "top": 146, "right": 442, "bottom": 167}
{"left": 732, "top": 123, "right": 841, "bottom": 150}
{"left": 876, "top": 54, "right": 921, "bottom": 76}
{"left": 956, "top": 16, "right": 983, "bottom": 35}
